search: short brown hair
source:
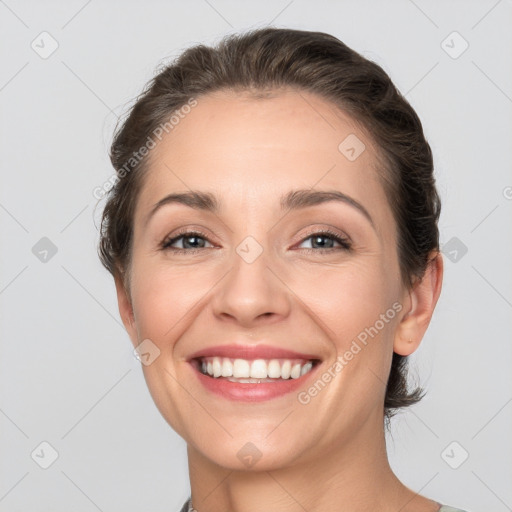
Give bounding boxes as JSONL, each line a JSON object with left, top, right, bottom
{"left": 98, "top": 27, "right": 441, "bottom": 418}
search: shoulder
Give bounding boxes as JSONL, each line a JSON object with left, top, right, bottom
{"left": 179, "top": 499, "right": 470, "bottom": 512}
{"left": 179, "top": 498, "right": 191, "bottom": 512}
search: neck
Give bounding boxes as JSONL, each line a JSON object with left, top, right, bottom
{"left": 186, "top": 408, "right": 438, "bottom": 512}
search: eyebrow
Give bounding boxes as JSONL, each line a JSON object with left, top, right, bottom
{"left": 146, "top": 189, "right": 374, "bottom": 228}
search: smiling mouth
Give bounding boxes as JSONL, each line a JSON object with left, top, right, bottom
{"left": 191, "top": 356, "right": 321, "bottom": 383}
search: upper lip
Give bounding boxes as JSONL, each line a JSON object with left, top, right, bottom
{"left": 187, "top": 344, "right": 321, "bottom": 361}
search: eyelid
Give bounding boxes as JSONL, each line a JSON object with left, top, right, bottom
{"left": 160, "top": 227, "right": 215, "bottom": 250}
{"left": 292, "top": 228, "right": 352, "bottom": 252}
{"left": 160, "top": 225, "right": 352, "bottom": 253}
{"left": 294, "top": 225, "right": 352, "bottom": 246}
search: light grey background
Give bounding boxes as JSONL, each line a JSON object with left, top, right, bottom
{"left": 1, "top": 1, "right": 511, "bottom": 511}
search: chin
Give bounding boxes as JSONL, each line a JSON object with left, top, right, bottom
{"left": 188, "top": 434, "right": 311, "bottom": 472}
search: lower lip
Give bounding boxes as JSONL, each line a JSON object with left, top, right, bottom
{"left": 189, "top": 362, "right": 320, "bottom": 402}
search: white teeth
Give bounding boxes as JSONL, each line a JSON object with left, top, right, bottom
{"left": 227, "top": 377, "right": 275, "bottom": 383}
{"left": 212, "top": 357, "right": 222, "bottom": 378}
{"left": 221, "top": 358, "right": 233, "bottom": 377}
{"left": 300, "top": 361, "right": 313, "bottom": 376}
{"left": 250, "top": 359, "right": 267, "bottom": 379}
{"left": 267, "top": 359, "right": 281, "bottom": 378}
{"left": 233, "top": 359, "right": 250, "bottom": 378}
{"left": 281, "top": 360, "right": 291, "bottom": 379}
{"left": 290, "top": 363, "right": 302, "bottom": 379}
{"left": 199, "top": 357, "right": 316, "bottom": 380}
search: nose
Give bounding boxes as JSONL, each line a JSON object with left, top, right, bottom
{"left": 210, "top": 246, "right": 292, "bottom": 328}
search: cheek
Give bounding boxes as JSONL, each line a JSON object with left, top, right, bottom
{"left": 131, "top": 262, "right": 202, "bottom": 341}
{"left": 128, "top": 261, "right": 208, "bottom": 436}
{"left": 128, "top": 248, "right": 233, "bottom": 363}
{"left": 291, "top": 260, "right": 396, "bottom": 338}
{"left": 291, "top": 261, "right": 399, "bottom": 392}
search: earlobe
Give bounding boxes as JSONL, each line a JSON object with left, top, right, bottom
{"left": 114, "top": 272, "right": 138, "bottom": 344}
{"left": 393, "top": 251, "right": 444, "bottom": 356}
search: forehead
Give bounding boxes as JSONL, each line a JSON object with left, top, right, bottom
{"left": 135, "top": 89, "right": 389, "bottom": 225}
{"left": 151, "top": 88, "right": 375, "bottom": 166}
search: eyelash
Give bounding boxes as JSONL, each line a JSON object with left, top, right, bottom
{"left": 160, "top": 228, "right": 352, "bottom": 254}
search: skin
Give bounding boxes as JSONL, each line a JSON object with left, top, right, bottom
{"left": 115, "top": 89, "right": 444, "bottom": 512}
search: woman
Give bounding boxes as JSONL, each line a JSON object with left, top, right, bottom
{"left": 98, "top": 28, "right": 467, "bottom": 512}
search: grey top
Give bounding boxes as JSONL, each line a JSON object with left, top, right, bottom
{"left": 179, "top": 498, "right": 467, "bottom": 511}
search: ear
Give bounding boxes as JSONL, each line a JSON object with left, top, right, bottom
{"left": 114, "top": 271, "right": 138, "bottom": 347}
{"left": 394, "top": 251, "right": 444, "bottom": 356}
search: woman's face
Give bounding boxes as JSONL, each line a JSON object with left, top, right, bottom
{"left": 119, "top": 89, "right": 411, "bottom": 470}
